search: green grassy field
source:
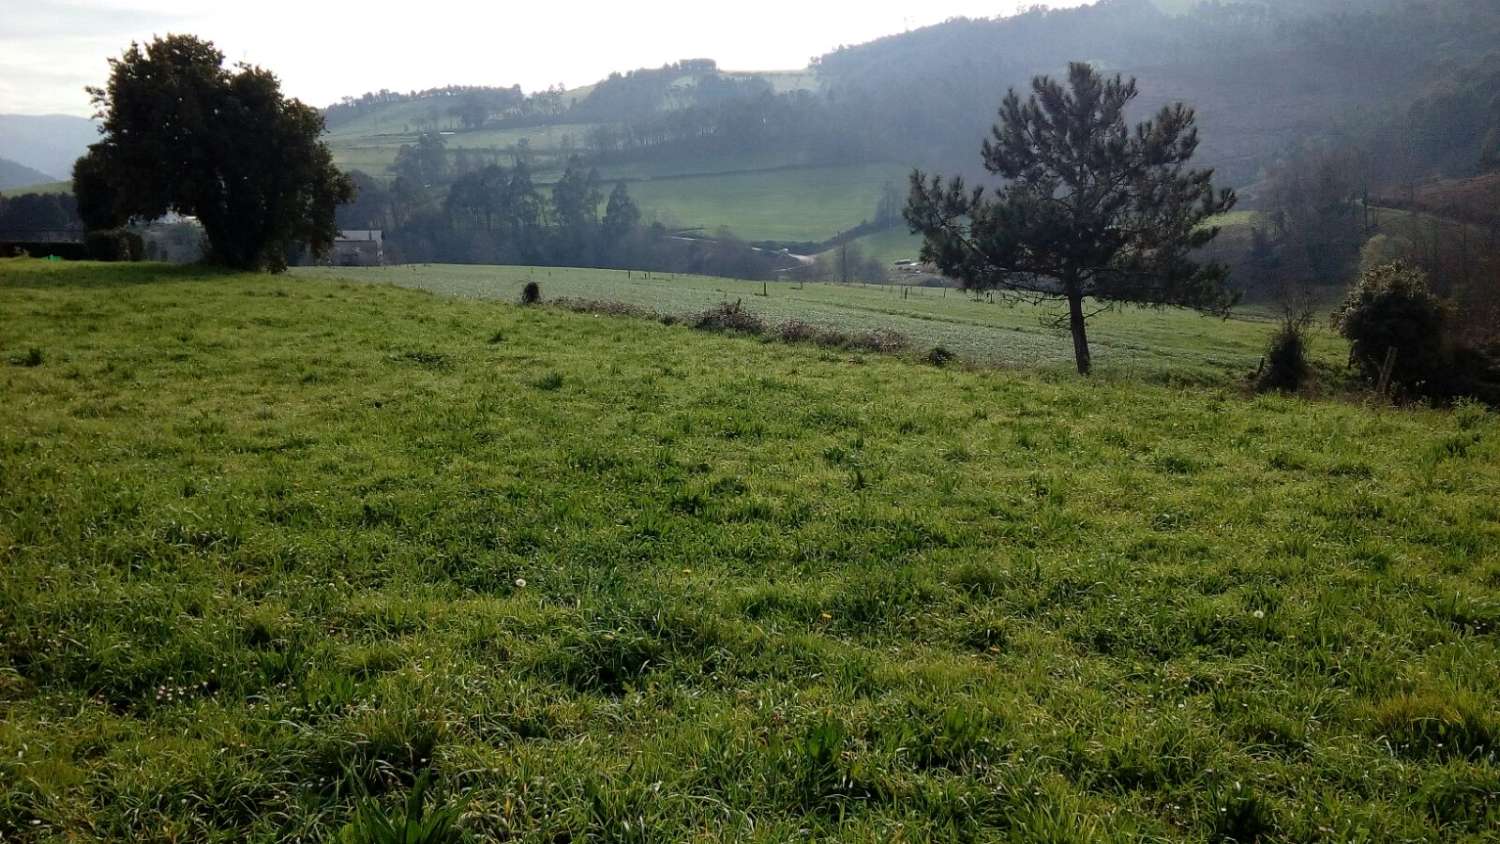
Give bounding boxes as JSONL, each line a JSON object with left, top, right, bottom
{"left": 840, "top": 228, "right": 926, "bottom": 265}
{"left": 595, "top": 163, "right": 908, "bottom": 242}
{"left": 295, "top": 263, "right": 1327, "bottom": 382}
{"left": 3, "top": 259, "right": 1498, "bottom": 842}
{"left": 824, "top": 214, "right": 1259, "bottom": 279}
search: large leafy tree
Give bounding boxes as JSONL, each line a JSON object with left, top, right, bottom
{"left": 905, "top": 63, "right": 1237, "bottom": 374}
{"left": 74, "top": 35, "right": 353, "bottom": 271}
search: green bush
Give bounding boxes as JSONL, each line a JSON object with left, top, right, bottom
{"left": 1332, "top": 261, "right": 1449, "bottom": 395}
{"left": 84, "top": 229, "right": 145, "bottom": 262}
{"left": 693, "top": 300, "right": 765, "bottom": 334}
{"left": 1445, "top": 343, "right": 1500, "bottom": 407}
{"left": 1257, "top": 319, "right": 1310, "bottom": 393}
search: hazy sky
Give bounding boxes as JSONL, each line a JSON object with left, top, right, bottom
{"left": 1, "top": 1, "right": 1090, "bottom": 117}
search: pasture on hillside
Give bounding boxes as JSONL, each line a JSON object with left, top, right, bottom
{"left": 1, "top": 259, "right": 1497, "bottom": 842}
{"left": 295, "top": 263, "right": 1333, "bottom": 382}
{"left": 321, "top": 93, "right": 908, "bottom": 246}
{"left": 621, "top": 163, "right": 909, "bottom": 242}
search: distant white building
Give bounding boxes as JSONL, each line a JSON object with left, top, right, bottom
{"left": 331, "top": 230, "right": 383, "bottom": 266}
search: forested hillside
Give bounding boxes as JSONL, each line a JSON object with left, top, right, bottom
{"left": 317, "top": 0, "right": 1500, "bottom": 284}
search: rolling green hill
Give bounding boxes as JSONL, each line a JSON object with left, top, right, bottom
{"left": 3, "top": 258, "right": 1497, "bottom": 841}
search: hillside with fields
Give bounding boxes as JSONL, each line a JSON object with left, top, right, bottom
{"left": 4, "top": 3, "right": 1500, "bottom": 840}
{"left": 3, "top": 258, "right": 1498, "bottom": 841}
{"left": 311, "top": 0, "right": 1500, "bottom": 283}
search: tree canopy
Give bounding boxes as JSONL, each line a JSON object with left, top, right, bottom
{"left": 74, "top": 34, "right": 353, "bottom": 271}
{"left": 905, "top": 62, "right": 1236, "bottom": 374}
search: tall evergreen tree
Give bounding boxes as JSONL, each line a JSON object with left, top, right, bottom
{"left": 74, "top": 35, "right": 352, "bottom": 272}
{"left": 602, "top": 182, "right": 641, "bottom": 244}
{"left": 504, "top": 160, "right": 544, "bottom": 262}
{"left": 905, "top": 63, "right": 1236, "bottom": 374}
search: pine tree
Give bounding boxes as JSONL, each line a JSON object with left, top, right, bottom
{"left": 905, "top": 63, "right": 1236, "bottom": 374}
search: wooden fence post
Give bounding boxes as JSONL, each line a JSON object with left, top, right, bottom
{"left": 1376, "top": 346, "right": 1399, "bottom": 398}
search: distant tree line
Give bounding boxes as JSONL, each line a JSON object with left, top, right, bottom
{"left": 0, "top": 192, "right": 81, "bottom": 236}
{"left": 323, "top": 84, "right": 569, "bottom": 131}
{"left": 335, "top": 158, "right": 797, "bottom": 279}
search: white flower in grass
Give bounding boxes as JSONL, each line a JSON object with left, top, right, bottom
{"left": 514, "top": 577, "right": 527, "bottom": 588}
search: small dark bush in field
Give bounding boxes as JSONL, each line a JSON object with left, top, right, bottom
{"left": 9, "top": 348, "right": 43, "bottom": 367}
{"left": 1332, "top": 261, "right": 1500, "bottom": 405}
{"left": 927, "top": 346, "right": 957, "bottom": 367}
{"left": 487, "top": 331, "right": 504, "bottom": 344}
{"left": 771, "top": 320, "right": 908, "bottom": 353}
{"left": 1257, "top": 318, "right": 1311, "bottom": 393}
{"left": 338, "top": 771, "right": 467, "bottom": 844}
{"left": 775, "top": 319, "right": 823, "bottom": 344}
{"left": 1333, "top": 261, "right": 1449, "bottom": 396}
{"left": 693, "top": 300, "right": 765, "bottom": 334}
{"left": 532, "top": 372, "right": 564, "bottom": 391}
{"left": 520, "top": 281, "right": 541, "bottom": 305}
{"left": 849, "top": 328, "right": 909, "bottom": 353}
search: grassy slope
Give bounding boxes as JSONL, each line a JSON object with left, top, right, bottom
{"left": 2, "top": 259, "right": 1498, "bottom": 841}
{"left": 0, "top": 180, "right": 72, "bottom": 198}
{"left": 843, "top": 228, "right": 925, "bottom": 265}
{"left": 294, "top": 263, "right": 1327, "bottom": 381}
{"left": 624, "top": 163, "right": 908, "bottom": 241}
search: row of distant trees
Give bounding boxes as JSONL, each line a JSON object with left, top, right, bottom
{"left": 323, "top": 84, "right": 570, "bottom": 132}
{"left": 337, "top": 159, "right": 798, "bottom": 279}
{"left": 0, "top": 193, "right": 80, "bottom": 236}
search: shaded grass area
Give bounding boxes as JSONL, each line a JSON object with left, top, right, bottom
{"left": 296, "top": 263, "right": 1340, "bottom": 383}
{"left": 2, "top": 259, "right": 1498, "bottom": 841}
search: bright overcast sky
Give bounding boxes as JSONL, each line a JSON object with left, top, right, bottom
{"left": 1, "top": 1, "right": 1091, "bottom": 116}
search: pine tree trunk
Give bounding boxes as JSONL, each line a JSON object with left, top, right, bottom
{"left": 1068, "top": 292, "right": 1092, "bottom": 375}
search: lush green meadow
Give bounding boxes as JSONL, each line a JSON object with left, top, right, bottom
{"left": 295, "top": 263, "right": 1324, "bottom": 382}
{"left": 623, "top": 163, "right": 909, "bottom": 242}
{"left": 2, "top": 259, "right": 1497, "bottom": 842}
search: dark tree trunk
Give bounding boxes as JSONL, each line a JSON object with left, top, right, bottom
{"left": 1067, "top": 291, "right": 1092, "bottom": 375}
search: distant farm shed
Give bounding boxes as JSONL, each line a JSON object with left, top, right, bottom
{"left": 332, "top": 230, "right": 383, "bottom": 266}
